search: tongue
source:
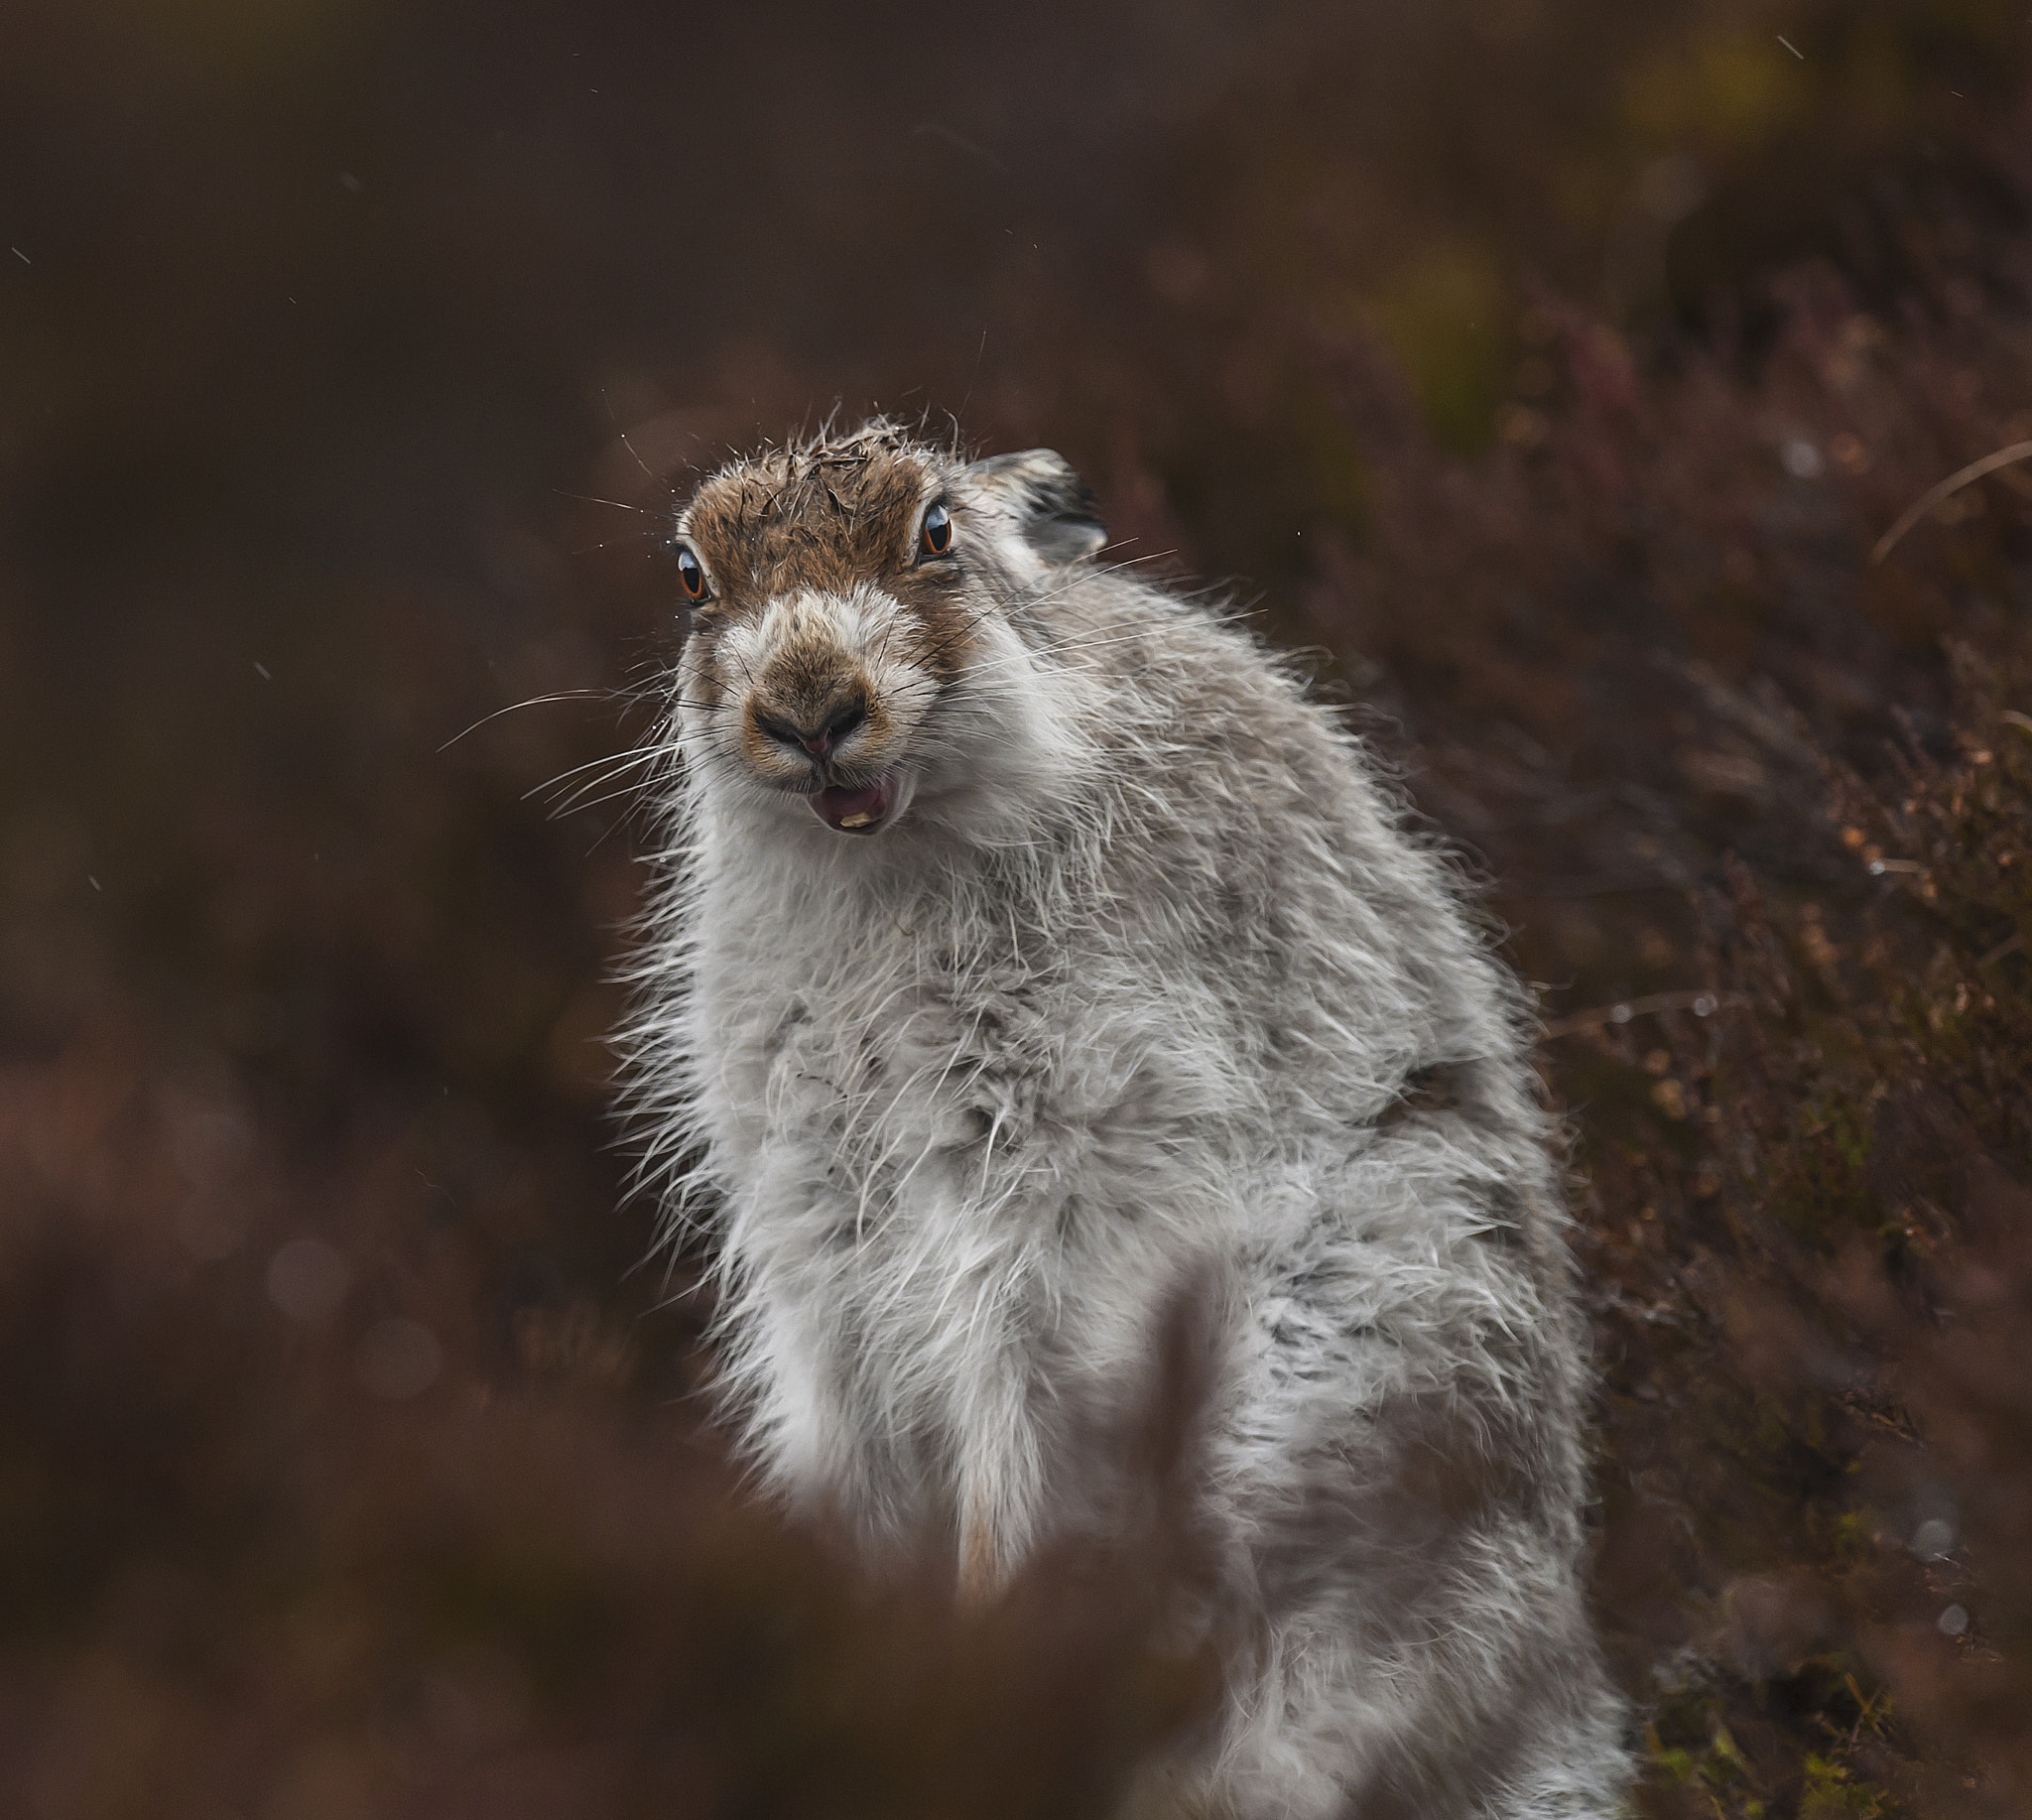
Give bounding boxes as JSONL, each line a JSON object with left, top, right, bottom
{"left": 813, "top": 774, "right": 893, "bottom": 834}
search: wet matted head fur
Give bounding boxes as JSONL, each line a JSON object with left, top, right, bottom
{"left": 668, "top": 419, "right": 1105, "bottom": 841}
{"left": 625, "top": 419, "right": 1632, "bottom": 1820}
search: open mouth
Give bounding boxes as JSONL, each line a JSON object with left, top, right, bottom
{"left": 811, "top": 770, "right": 897, "bottom": 835}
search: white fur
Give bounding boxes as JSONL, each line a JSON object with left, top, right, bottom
{"left": 623, "top": 430, "right": 1630, "bottom": 1818}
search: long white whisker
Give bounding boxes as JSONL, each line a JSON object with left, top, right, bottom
{"left": 556, "top": 487, "right": 653, "bottom": 514}
{"left": 550, "top": 779, "right": 663, "bottom": 821}
{"left": 531, "top": 752, "right": 669, "bottom": 814}
{"left": 526, "top": 743, "right": 666, "bottom": 796}
{"left": 437, "top": 690, "right": 614, "bottom": 754}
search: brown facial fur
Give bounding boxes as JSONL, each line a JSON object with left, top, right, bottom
{"left": 680, "top": 425, "right": 975, "bottom": 691}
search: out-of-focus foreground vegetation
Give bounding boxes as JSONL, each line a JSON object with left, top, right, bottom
{"left": 2, "top": 1, "right": 2030, "bottom": 1813}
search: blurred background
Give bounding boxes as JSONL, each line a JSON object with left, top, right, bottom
{"left": 3, "top": 1, "right": 2031, "bottom": 1814}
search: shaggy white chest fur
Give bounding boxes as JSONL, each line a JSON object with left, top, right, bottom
{"left": 688, "top": 828, "right": 1248, "bottom": 1565}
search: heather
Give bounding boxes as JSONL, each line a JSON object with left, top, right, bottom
{"left": 1, "top": 1, "right": 2029, "bottom": 1814}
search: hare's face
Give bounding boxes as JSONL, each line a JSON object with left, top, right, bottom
{"left": 670, "top": 427, "right": 1103, "bottom": 841}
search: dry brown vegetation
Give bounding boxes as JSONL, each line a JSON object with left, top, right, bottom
{"left": 1, "top": 0, "right": 2029, "bottom": 1814}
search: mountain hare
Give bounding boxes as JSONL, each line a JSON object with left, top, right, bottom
{"left": 625, "top": 421, "right": 1628, "bottom": 1818}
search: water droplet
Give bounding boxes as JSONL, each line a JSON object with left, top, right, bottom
{"left": 1910, "top": 1517, "right": 1955, "bottom": 1560}
{"left": 1782, "top": 438, "right": 1825, "bottom": 479}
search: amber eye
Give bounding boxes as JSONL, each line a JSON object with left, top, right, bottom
{"left": 917, "top": 501, "right": 952, "bottom": 560}
{"left": 674, "top": 543, "right": 709, "bottom": 602}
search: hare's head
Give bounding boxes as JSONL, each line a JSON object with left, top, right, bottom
{"left": 668, "top": 422, "right": 1105, "bottom": 842}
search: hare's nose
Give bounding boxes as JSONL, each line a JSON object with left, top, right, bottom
{"left": 755, "top": 697, "right": 867, "bottom": 759}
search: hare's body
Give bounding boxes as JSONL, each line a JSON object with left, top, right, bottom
{"left": 627, "top": 424, "right": 1628, "bottom": 1818}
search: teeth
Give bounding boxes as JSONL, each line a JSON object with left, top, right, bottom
{"left": 838, "top": 811, "right": 876, "bottom": 829}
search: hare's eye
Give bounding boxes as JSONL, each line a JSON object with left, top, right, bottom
{"left": 917, "top": 501, "right": 952, "bottom": 560}
{"left": 674, "top": 544, "right": 710, "bottom": 602}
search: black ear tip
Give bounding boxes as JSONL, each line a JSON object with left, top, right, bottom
{"left": 967, "top": 448, "right": 1106, "bottom": 561}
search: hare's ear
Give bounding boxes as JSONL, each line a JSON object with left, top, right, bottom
{"left": 962, "top": 449, "right": 1107, "bottom": 565}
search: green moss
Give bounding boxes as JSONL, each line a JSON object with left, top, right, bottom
{"left": 1801, "top": 1754, "right": 1890, "bottom": 1819}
